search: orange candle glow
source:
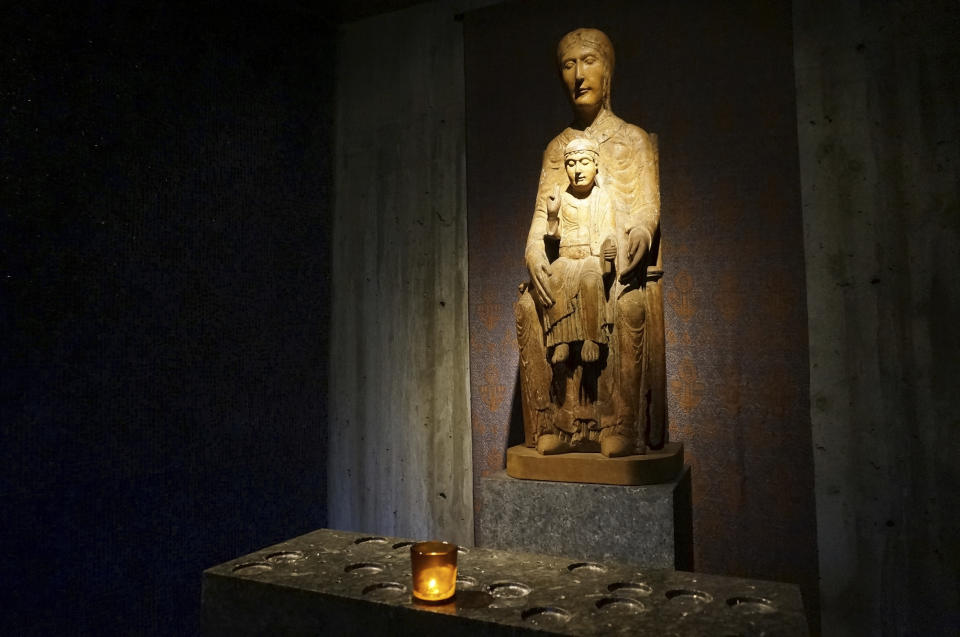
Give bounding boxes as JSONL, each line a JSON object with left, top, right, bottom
{"left": 410, "top": 541, "right": 457, "bottom": 602}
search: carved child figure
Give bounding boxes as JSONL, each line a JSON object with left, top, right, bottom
{"left": 542, "top": 136, "right": 617, "bottom": 366}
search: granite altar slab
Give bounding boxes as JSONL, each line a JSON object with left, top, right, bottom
{"left": 202, "top": 527, "right": 806, "bottom": 636}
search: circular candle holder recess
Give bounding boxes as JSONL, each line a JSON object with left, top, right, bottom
{"left": 392, "top": 541, "right": 415, "bottom": 550}
{"left": 410, "top": 541, "right": 458, "bottom": 602}
{"left": 344, "top": 562, "right": 385, "bottom": 575}
{"left": 354, "top": 536, "right": 388, "bottom": 545}
{"left": 488, "top": 582, "right": 532, "bottom": 598}
{"left": 362, "top": 582, "right": 407, "bottom": 600}
{"left": 596, "top": 597, "right": 648, "bottom": 614}
{"left": 665, "top": 589, "right": 713, "bottom": 603}
{"left": 456, "top": 575, "right": 479, "bottom": 589}
{"left": 726, "top": 596, "right": 777, "bottom": 614}
{"left": 265, "top": 551, "right": 304, "bottom": 564}
{"left": 232, "top": 562, "right": 273, "bottom": 574}
{"left": 521, "top": 606, "right": 572, "bottom": 625}
{"left": 567, "top": 562, "right": 607, "bottom": 574}
{"left": 608, "top": 581, "right": 653, "bottom": 597}
{"left": 665, "top": 588, "right": 713, "bottom": 614}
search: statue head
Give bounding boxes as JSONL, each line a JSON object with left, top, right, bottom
{"left": 563, "top": 137, "right": 600, "bottom": 193}
{"left": 556, "top": 28, "right": 615, "bottom": 112}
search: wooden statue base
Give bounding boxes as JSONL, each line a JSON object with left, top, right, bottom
{"left": 506, "top": 442, "right": 683, "bottom": 486}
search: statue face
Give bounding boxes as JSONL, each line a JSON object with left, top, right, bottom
{"left": 560, "top": 44, "right": 606, "bottom": 108}
{"left": 565, "top": 152, "right": 597, "bottom": 191}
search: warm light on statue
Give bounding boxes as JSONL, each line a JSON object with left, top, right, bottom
{"left": 410, "top": 541, "right": 457, "bottom": 602}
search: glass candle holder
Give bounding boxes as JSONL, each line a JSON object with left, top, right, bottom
{"left": 410, "top": 541, "right": 457, "bottom": 602}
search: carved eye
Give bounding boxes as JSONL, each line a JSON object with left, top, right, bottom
{"left": 563, "top": 60, "right": 576, "bottom": 70}
{"left": 584, "top": 55, "right": 597, "bottom": 65}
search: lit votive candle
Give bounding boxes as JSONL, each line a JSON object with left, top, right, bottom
{"left": 410, "top": 541, "right": 457, "bottom": 602}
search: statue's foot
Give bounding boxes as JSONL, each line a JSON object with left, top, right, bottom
{"left": 551, "top": 343, "right": 569, "bottom": 364}
{"left": 600, "top": 433, "right": 633, "bottom": 458}
{"left": 536, "top": 434, "right": 571, "bottom": 455}
{"left": 581, "top": 339, "right": 600, "bottom": 362}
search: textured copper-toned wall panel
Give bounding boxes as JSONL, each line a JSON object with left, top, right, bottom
{"left": 465, "top": 0, "right": 819, "bottom": 628}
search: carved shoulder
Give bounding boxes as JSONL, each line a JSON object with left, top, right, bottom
{"left": 537, "top": 132, "right": 573, "bottom": 192}
{"left": 542, "top": 132, "right": 569, "bottom": 168}
{"left": 619, "top": 123, "right": 656, "bottom": 158}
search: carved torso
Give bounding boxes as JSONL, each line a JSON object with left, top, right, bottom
{"left": 550, "top": 186, "right": 614, "bottom": 256}
{"left": 526, "top": 109, "right": 660, "bottom": 279}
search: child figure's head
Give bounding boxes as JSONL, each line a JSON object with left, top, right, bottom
{"left": 563, "top": 137, "right": 600, "bottom": 194}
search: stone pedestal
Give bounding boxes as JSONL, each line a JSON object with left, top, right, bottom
{"left": 202, "top": 527, "right": 808, "bottom": 636}
{"left": 478, "top": 466, "right": 692, "bottom": 569}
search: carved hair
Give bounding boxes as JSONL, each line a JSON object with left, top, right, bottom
{"left": 556, "top": 28, "right": 615, "bottom": 109}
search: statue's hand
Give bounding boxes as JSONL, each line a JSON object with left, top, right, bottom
{"left": 619, "top": 226, "right": 651, "bottom": 282}
{"left": 546, "top": 185, "right": 561, "bottom": 219}
{"left": 601, "top": 236, "right": 617, "bottom": 261}
{"left": 526, "top": 249, "right": 554, "bottom": 308}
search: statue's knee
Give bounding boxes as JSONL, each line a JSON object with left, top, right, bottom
{"left": 516, "top": 288, "right": 537, "bottom": 320}
{"left": 580, "top": 272, "right": 602, "bottom": 293}
{"left": 618, "top": 292, "right": 646, "bottom": 330}
{"left": 515, "top": 289, "right": 541, "bottom": 338}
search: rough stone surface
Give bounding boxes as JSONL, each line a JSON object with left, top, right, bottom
{"left": 203, "top": 527, "right": 806, "bottom": 636}
{"left": 477, "top": 467, "right": 692, "bottom": 570}
{"left": 328, "top": 1, "right": 483, "bottom": 547}
{"left": 793, "top": 1, "right": 960, "bottom": 633}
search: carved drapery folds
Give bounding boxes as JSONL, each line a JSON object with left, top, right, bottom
{"left": 515, "top": 28, "right": 666, "bottom": 458}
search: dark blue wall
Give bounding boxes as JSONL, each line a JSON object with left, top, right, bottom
{"left": 2, "top": 2, "right": 332, "bottom": 634}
